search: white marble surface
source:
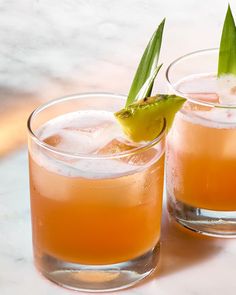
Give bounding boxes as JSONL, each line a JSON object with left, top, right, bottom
{"left": 1, "top": 0, "right": 236, "bottom": 294}
{"left": 0, "top": 0, "right": 235, "bottom": 102}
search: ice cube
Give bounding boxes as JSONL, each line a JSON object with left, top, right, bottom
{"left": 63, "top": 121, "right": 110, "bottom": 134}
{"left": 50, "top": 129, "right": 99, "bottom": 154}
{"left": 217, "top": 74, "right": 236, "bottom": 105}
{"left": 37, "top": 110, "right": 125, "bottom": 155}
{"left": 97, "top": 138, "right": 159, "bottom": 166}
{"left": 43, "top": 134, "right": 61, "bottom": 147}
{"left": 41, "top": 121, "right": 118, "bottom": 154}
{"left": 127, "top": 148, "right": 159, "bottom": 165}
{"left": 97, "top": 138, "right": 135, "bottom": 155}
{"left": 189, "top": 92, "right": 219, "bottom": 103}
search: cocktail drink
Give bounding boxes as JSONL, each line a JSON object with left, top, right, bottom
{"left": 166, "top": 49, "right": 236, "bottom": 236}
{"left": 28, "top": 18, "right": 186, "bottom": 291}
{"left": 28, "top": 93, "right": 165, "bottom": 291}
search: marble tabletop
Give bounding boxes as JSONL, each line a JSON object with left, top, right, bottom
{"left": 1, "top": 0, "right": 236, "bottom": 294}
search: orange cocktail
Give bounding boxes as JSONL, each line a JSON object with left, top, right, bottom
{"left": 30, "top": 154, "right": 164, "bottom": 265}
{"left": 166, "top": 49, "right": 236, "bottom": 237}
{"left": 167, "top": 104, "right": 236, "bottom": 211}
{"left": 28, "top": 93, "right": 165, "bottom": 291}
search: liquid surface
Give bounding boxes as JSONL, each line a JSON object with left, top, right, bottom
{"left": 38, "top": 110, "right": 126, "bottom": 154}
{"left": 177, "top": 74, "right": 236, "bottom": 126}
{"left": 33, "top": 110, "right": 162, "bottom": 179}
{"left": 167, "top": 74, "right": 236, "bottom": 211}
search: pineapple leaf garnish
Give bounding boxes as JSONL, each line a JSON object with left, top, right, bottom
{"left": 218, "top": 5, "right": 236, "bottom": 76}
{"left": 126, "top": 19, "right": 165, "bottom": 107}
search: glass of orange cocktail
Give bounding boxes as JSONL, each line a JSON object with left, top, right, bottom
{"left": 166, "top": 49, "right": 236, "bottom": 237}
{"left": 28, "top": 93, "right": 165, "bottom": 292}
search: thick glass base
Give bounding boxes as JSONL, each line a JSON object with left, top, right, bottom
{"left": 35, "top": 243, "right": 160, "bottom": 292}
{"left": 167, "top": 192, "right": 236, "bottom": 238}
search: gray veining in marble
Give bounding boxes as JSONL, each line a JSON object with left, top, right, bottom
{"left": 0, "top": 0, "right": 234, "bottom": 102}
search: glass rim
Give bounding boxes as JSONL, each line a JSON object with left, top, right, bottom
{"left": 27, "top": 92, "right": 166, "bottom": 160}
{"left": 166, "top": 48, "right": 236, "bottom": 109}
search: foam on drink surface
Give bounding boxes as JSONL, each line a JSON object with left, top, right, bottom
{"left": 32, "top": 110, "right": 162, "bottom": 178}
{"left": 176, "top": 73, "right": 236, "bottom": 128}
{"left": 38, "top": 110, "right": 125, "bottom": 154}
